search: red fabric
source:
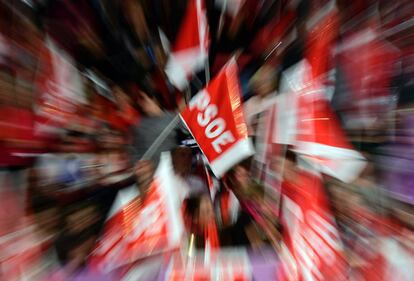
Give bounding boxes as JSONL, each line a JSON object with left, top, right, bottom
{"left": 305, "top": 8, "right": 338, "bottom": 80}
{"left": 338, "top": 27, "right": 400, "bottom": 116}
{"left": 172, "top": 0, "right": 208, "bottom": 53}
{"left": 0, "top": 106, "right": 42, "bottom": 166}
{"left": 220, "top": 189, "right": 231, "bottom": 226}
{"left": 90, "top": 169, "right": 183, "bottom": 272}
{"left": 89, "top": 183, "right": 169, "bottom": 272}
{"left": 280, "top": 171, "right": 348, "bottom": 281}
{"left": 205, "top": 219, "right": 220, "bottom": 249}
{"left": 296, "top": 83, "right": 353, "bottom": 150}
{"left": 180, "top": 60, "right": 249, "bottom": 172}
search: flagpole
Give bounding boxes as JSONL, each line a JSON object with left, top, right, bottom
{"left": 217, "top": 0, "right": 228, "bottom": 40}
{"left": 191, "top": 76, "right": 204, "bottom": 90}
{"left": 195, "top": 0, "right": 210, "bottom": 84}
{"left": 205, "top": 57, "right": 210, "bottom": 83}
{"left": 140, "top": 114, "right": 180, "bottom": 160}
{"left": 185, "top": 87, "right": 192, "bottom": 104}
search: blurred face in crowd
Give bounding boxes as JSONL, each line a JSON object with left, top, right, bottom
{"left": 227, "top": 165, "right": 251, "bottom": 197}
{"left": 392, "top": 201, "right": 414, "bottom": 230}
{"left": 282, "top": 157, "right": 298, "bottom": 183}
{"left": 198, "top": 195, "right": 215, "bottom": 229}
{"left": 234, "top": 165, "right": 250, "bottom": 189}
{"left": 66, "top": 205, "right": 98, "bottom": 234}
{"left": 172, "top": 147, "right": 193, "bottom": 177}
{"left": 35, "top": 206, "right": 60, "bottom": 237}
{"left": 135, "top": 160, "right": 155, "bottom": 193}
{"left": 251, "top": 65, "right": 276, "bottom": 97}
{"left": 136, "top": 92, "right": 163, "bottom": 116}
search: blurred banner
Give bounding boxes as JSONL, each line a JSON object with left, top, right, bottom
{"left": 165, "top": 0, "right": 209, "bottom": 90}
{"left": 35, "top": 37, "right": 85, "bottom": 136}
{"left": 0, "top": 184, "right": 45, "bottom": 280}
{"left": 280, "top": 170, "right": 347, "bottom": 281}
{"left": 272, "top": 60, "right": 366, "bottom": 183}
{"left": 180, "top": 59, "right": 254, "bottom": 177}
{"left": 89, "top": 153, "right": 184, "bottom": 273}
{"left": 294, "top": 79, "right": 366, "bottom": 183}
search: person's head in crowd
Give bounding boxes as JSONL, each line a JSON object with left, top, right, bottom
{"left": 56, "top": 200, "right": 101, "bottom": 268}
{"left": 225, "top": 161, "right": 249, "bottom": 188}
{"left": 224, "top": 158, "right": 253, "bottom": 197}
{"left": 395, "top": 83, "right": 414, "bottom": 133}
{"left": 31, "top": 195, "right": 60, "bottom": 238}
{"left": 282, "top": 148, "right": 299, "bottom": 182}
{"left": 296, "top": 0, "right": 310, "bottom": 38}
{"left": 249, "top": 64, "right": 277, "bottom": 97}
{"left": 183, "top": 194, "right": 216, "bottom": 247}
{"left": 172, "top": 146, "right": 193, "bottom": 177}
{"left": 28, "top": 167, "right": 39, "bottom": 191}
{"left": 390, "top": 199, "right": 414, "bottom": 231}
{"left": 198, "top": 194, "right": 216, "bottom": 229}
{"left": 135, "top": 159, "right": 155, "bottom": 194}
{"left": 63, "top": 201, "right": 100, "bottom": 235}
{"left": 134, "top": 89, "right": 163, "bottom": 117}
{"left": 327, "top": 180, "right": 365, "bottom": 222}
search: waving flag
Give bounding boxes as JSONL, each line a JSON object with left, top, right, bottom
{"left": 276, "top": 57, "right": 365, "bottom": 183}
{"left": 294, "top": 2, "right": 365, "bottom": 182}
{"left": 165, "top": 0, "right": 209, "bottom": 90}
{"left": 89, "top": 153, "right": 184, "bottom": 273}
{"left": 180, "top": 59, "right": 254, "bottom": 177}
{"left": 293, "top": 81, "right": 366, "bottom": 183}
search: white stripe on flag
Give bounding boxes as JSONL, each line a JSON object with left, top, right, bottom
{"left": 165, "top": 48, "right": 207, "bottom": 90}
{"left": 107, "top": 185, "right": 139, "bottom": 220}
{"left": 210, "top": 138, "right": 255, "bottom": 177}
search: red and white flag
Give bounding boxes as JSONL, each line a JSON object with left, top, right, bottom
{"left": 89, "top": 153, "right": 184, "bottom": 273}
{"left": 280, "top": 170, "right": 348, "bottom": 281}
{"left": 294, "top": 80, "right": 366, "bottom": 183}
{"left": 180, "top": 59, "right": 254, "bottom": 177}
{"left": 291, "top": 4, "right": 366, "bottom": 182}
{"left": 165, "top": 0, "right": 209, "bottom": 90}
{"left": 273, "top": 60, "right": 366, "bottom": 183}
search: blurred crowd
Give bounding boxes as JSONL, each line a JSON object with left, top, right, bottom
{"left": 0, "top": 0, "right": 414, "bottom": 280}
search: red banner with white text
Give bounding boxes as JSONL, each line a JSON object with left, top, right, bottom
{"left": 280, "top": 170, "right": 348, "bottom": 281}
{"left": 180, "top": 59, "right": 254, "bottom": 177}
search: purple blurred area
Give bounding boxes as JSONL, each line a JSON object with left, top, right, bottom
{"left": 0, "top": 0, "right": 414, "bottom": 280}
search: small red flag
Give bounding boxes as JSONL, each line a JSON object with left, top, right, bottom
{"left": 165, "top": 0, "right": 209, "bottom": 90}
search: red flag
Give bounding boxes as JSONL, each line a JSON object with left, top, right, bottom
{"left": 305, "top": 0, "right": 338, "bottom": 81}
{"left": 336, "top": 27, "right": 399, "bottom": 129}
{"left": 165, "top": 0, "right": 209, "bottom": 90}
{"left": 89, "top": 153, "right": 184, "bottom": 273}
{"left": 280, "top": 170, "right": 348, "bottom": 281}
{"left": 294, "top": 80, "right": 366, "bottom": 183}
{"left": 277, "top": 60, "right": 365, "bottom": 183}
{"left": 180, "top": 59, "right": 254, "bottom": 177}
